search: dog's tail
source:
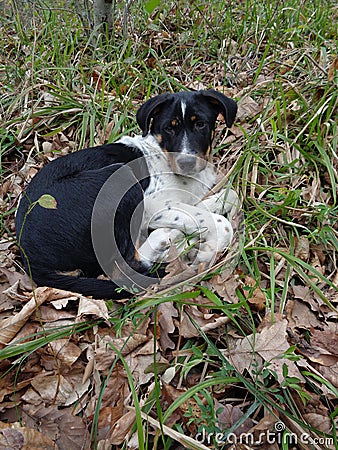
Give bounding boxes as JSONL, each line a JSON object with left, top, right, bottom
{"left": 32, "top": 271, "right": 131, "bottom": 299}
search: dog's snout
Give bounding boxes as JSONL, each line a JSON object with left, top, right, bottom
{"left": 175, "top": 154, "right": 197, "bottom": 173}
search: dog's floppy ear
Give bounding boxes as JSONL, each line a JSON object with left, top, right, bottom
{"left": 201, "top": 89, "right": 237, "bottom": 128}
{"left": 136, "top": 93, "right": 171, "bottom": 137}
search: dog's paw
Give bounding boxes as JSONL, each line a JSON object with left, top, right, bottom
{"left": 195, "top": 214, "right": 233, "bottom": 264}
{"left": 137, "top": 228, "right": 185, "bottom": 267}
{"left": 200, "top": 187, "right": 240, "bottom": 218}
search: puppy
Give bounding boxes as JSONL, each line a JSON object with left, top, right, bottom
{"left": 15, "top": 90, "right": 238, "bottom": 299}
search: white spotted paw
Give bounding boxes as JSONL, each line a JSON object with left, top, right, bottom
{"left": 137, "top": 228, "right": 185, "bottom": 266}
{"left": 195, "top": 214, "right": 233, "bottom": 264}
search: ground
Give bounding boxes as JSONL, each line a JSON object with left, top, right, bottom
{"left": 0, "top": 1, "right": 337, "bottom": 449}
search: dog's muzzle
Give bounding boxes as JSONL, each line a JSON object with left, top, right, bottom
{"left": 175, "top": 154, "right": 199, "bottom": 174}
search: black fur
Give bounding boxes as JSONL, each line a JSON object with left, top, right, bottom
{"left": 15, "top": 144, "right": 149, "bottom": 298}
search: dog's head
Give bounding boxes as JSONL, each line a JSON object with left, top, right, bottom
{"left": 136, "top": 90, "right": 237, "bottom": 175}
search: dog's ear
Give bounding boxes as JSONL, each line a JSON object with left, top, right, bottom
{"left": 136, "top": 93, "right": 171, "bottom": 137}
{"left": 200, "top": 89, "right": 237, "bottom": 128}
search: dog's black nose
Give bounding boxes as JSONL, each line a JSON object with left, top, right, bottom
{"left": 175, "top": 154, "right": 197, "bottom": 173}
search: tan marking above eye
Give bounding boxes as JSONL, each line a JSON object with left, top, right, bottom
{"left": 191, "top": 115, "right": 196, "bottom": 122}
{"left": 171, "top": 119, "right": 178, "bottom": 126}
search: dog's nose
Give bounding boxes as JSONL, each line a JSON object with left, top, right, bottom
{"left": 175, "top": 154, "right": 197, "bottom": 173}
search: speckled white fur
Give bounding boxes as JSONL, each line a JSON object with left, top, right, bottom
{"left": 118, "top": 134, "right": 238, "bottom": 267}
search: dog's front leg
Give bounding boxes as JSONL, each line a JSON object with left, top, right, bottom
{"left": 138, "top": 198, "right": 233, "bottom": 266}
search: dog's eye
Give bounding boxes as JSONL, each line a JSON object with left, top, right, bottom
{"left": 164, "top": 125, "right": 175, "bottom": 135}
{"left": 195, "top": 120, "right": 206, "bottom": 130}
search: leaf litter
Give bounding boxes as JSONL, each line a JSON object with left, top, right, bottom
{"left": 1, "top": 2, "right": 338, "bottom": 449}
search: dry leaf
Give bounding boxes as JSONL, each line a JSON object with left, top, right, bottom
{"left": 317, "top": 362, "right": 338, "bottom": 389}
{"left": 77, "top": 297, "right": 110, "bottom": 320}
{"left": 0, "top": 421, "right": 56, "bottom": 449}
{"left": 205, "top": 269, "right": 239, "bottom": 303}
{"left": 97, "top": 404, "right": 124, "bottom": 442}
{"left": 303, "top": 413, "right": 332, "bottom": 434}
{"left": 95, "top": 333, "right": 149, "bottom": 371}
{"left": 179, "top": 305, "right": 229, "bottom": 338}
{"left": 295, "top": 236, "right": 310, "bottom": 260}
{"left": 160, "top": 246, "right": 196, "bottom": 287}
{"left": 30, "top": 374, "right": 74, "bottom": 405}
{"left": 311, "top": 323, "right": 338, "bottom": 357}
{"left": 158, "top": 302, "right": 178, "bottom": 349}
{"left": 124, "top": 341, "right": 168, "bottom": 385}
{"left": 0, "top": 287, "right": 75, "bottom": 346}
{"left": 236, "top": 95, "right": 261, "bottom": 121}
{"left": 55, "top": 411, "right": 91, "bottom": 450}
{"left": 328, "top": 57, "right": 338, "bottom": 82}
{"left": 44, "top": 339, "right": 82, "bottom": 367}
{"left": 243, "top": 276, "right": 266, "bottom": 311}
{"left": 287, "top": 299, "right": 322, "bottom": 331}
{"left": 215, "top": 401, "right": 253, "bottom": 434}
{"left": 110, "top": 410, "right": 136, "bottom": 445}
{"left": 226, "top": 319, "right": 304, "bottom": 383}
{"left": 0, "top": 267, "right": 33, "bottom": 291}
{"left": 35, "top": 305, "right": 75, "bottom": 322}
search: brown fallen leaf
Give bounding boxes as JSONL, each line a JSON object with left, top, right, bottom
{"left": 77, "top": 297, "right": 110, "bottom": 321}
{"left": 0, "top": 291, "right": 20, "bottom": 313}
{"left": 294, "top": 236, "right": 310, "bottom": 261}
{"left": 292, "top": 284, "right": 311, "bottom": 301}
{"left": 0, "top": 421, "right": 56, "bottom": 449}
{"left": 160, "top": 246, "right": 196, "bottom": 287}
{"left": 316, "top": 362, "right": 338, "bottom": 389}
{"left": 311, "top": 323, "right": 338, "bottom": 357}
{"left": 303, "top": 413, "right": 332, "bottom": 434}
{"left": 0, "top": 287, "right": 77, "bottom": 347}
{"left": 0, "top": 267, "right": 33, "bottom": 292}
{"left": 225, "top": 319, "right": 304, "bottom": 383}
{"left": 178, "top": 305, "right": 229, "bottom": 338}
{"left": 161, "top": 383, "right": 203, "bottom": 433}
{"left": 215, "top": 400, "right": 253, "bottom": 435}
{"left": 158, "top": 302, "right": 178, "bottom": 349}
{"left": 44, "top": 339, "right": 82, "bottom": 367}
{"left": 328, "top": 57, "right": 338, "bottom": 82}
{"left": 97, "top": 403, "right": 124, "bottom": 442}
{"left": 35, "top": 305, "right": 75, "bottom": 322}
{"left": 125, "top": 340, "right": 169, "bottom": 386}
{"left": 95, "top": 333, "right": 150, "bottom": 371}
{"left": 204, "top": 269, "right": 239, "bottom": 303}
{"left": 249, "top": 413, "right": 280, "bottom": 442}
{"left": 286, "top": 299, "right": 322, "bottom": 331}
{"left": 30, "top": 374, "right": 74, "bottom": 406}
{"left": 110, "top": 410, "right": 136, "bottom": 445}
{"left": 0, "top": 371, "right": 32, "bottom": 403}
{"left": 236, "top": 95, "right": 261, "bottom": 121}
{"left": 243, "top": 275, "right": 266, "bottom": 312}
{"left": 55, "top": 411, "right": 91, "bottom": 450}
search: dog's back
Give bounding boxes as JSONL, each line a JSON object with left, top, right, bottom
{"left": 15, "top": 143, "right": 150, "bottom": 298}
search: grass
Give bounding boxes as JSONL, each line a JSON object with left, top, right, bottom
{"left": 0, "top": 0, "right": 338, "bottom": 448}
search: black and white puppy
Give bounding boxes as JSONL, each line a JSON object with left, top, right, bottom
{"left": 15, "top": 90, "right": 238, "bottom": 299}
